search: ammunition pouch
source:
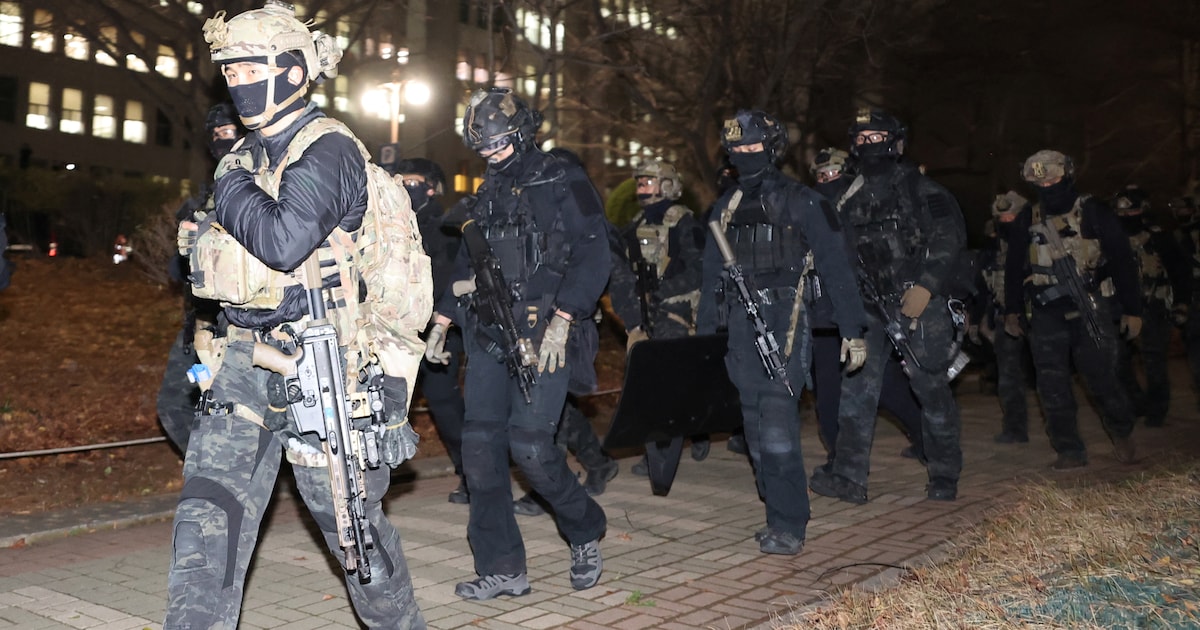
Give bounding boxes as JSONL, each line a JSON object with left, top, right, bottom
{"left": 189, "top": 219, "right": 297, "bottom": 308}
{"left": 727, "top": 222, "right": 803, "bottom": 276}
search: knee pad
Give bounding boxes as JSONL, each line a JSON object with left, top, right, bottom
{"left": 171, "top": 498, "right": 229, "bottom": 584}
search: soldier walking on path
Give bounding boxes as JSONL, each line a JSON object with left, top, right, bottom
{"left": 1002, "top": 150, "right": 1140, "bottom": 470}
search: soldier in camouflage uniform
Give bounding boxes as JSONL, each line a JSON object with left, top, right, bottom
{"left": 1002, "top": 150, "right": 1140, "bottom": 470}
{"left": 156, "top": 103, "right": 242, "bottom": 454}
{"left": 167, "top": 4, "right": 426, "bottom": 627}
{"left": 697, "top": 110, "right": 868, "bottom": 555}
{"left": 1170, "top": 195, "right": 1200, "bottom": 404}
{"left": 984, "top": 191, "right": 1033, "bottom": 443}
{"left": 809, "top": 109, "right": 967, "bottom": 504}
{"left": 609, "top": 159, "right": 711, "bottom": 473}
{"left": 1112, "top": 186, "right": 1189, "bottom": 427}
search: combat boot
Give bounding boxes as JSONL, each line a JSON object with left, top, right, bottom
{"left": 758, "top": 529, "right": 804, "bottom": 555}
{"left": 1051, "top": 452, "right": 1088, "bottom": 471}
{"left": 447, "top": 478, "right": 469, "bottom": 504}
{"left": 726, "top": 433, "right": 748, "bottom": 455}
{"left": 455, "top": 573, "right": 531, "bottom": 600}
{"left": 568, "top": 539, "right": 602, "bottom": 590}
{"left": 631, "top": 455, "right": 649, "bottom": 476}
{"left": 926, "top": 477, "right": 957, "bottom": 501}
{"left": 583, "top": 459, "right": 619, "bottom": 496}
{"left": 513, "top": 492, "right": 547, "bottom": 516}
{"left": 1112, "top": 436, "right": 1137, "bottom": 464}
{"left": 809, "top": 468, "right": 868, "bottom": 504}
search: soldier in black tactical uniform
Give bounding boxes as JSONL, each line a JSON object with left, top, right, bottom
{"left": 609, "top": 159, "right": 710, "bottom": 474}
{"left": 155, "top": 103, "right": 243, "bottom": 454}
{"left": 425, "top": 88, "right": 608, "bottom": 599}
{"left": 809, "top": 109, "right": 967, "bottom": 504}
{"left": 1170, "top": 195, "right": 1200, "bottom": 405}
{"left": 396, "top": 158, "right": 471, "bottom": 502}
{"left": 697, "top": 110, "right": 868, "bottom": 555}
{"left": 1112, "top": 186, "right": 1189, "bottom": 427}
{"left": 1002, "top": 150, "right": 1140, "bottom": 470}
{"left": 985, "top": 191, "right": 1033, "bottom": 443}
{"left": 807, "top": 148, "right": 925, "bottom": 469}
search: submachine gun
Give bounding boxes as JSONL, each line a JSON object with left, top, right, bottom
{"left": 1028, "top": 220, "right": 1106, "bottom": 348}
{"left": 452, "top": 214, "right": 539, "bottom": 403}
{"left": 708, "top": 222, "right": 794, "bottom": 396}
{"left": 857, "top": 243, "right": 969, "bottom": 379}
{"left": 627, "top": 233, "right": 659, "bottom": 337}
{"left": 252, "top": 257, "right": 390, "bottom": 583}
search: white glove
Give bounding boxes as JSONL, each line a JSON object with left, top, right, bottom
{"left": 840, "top": 337, "right": 867, "bottom": 372}
{"left": 538, "top": 314, "right": 571, "bottom": 374}
{"left": 424, "top": 321, "right": 450, "bottom": 365}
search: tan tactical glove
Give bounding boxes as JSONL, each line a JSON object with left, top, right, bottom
{"left": 451, "top": 276, "right": 477, "bottom": 297}
{"left": 1004, "top": 313, "right": 1024, "bottom": 338}
{"left": 900, "top": 285, "right": 932, "bottom": 319}
{"left": 177, "top": 220, "right": 198, "bottom": 257}
{"left": 214, "top": 149, "right": 252, "bottom": 180}
{"left": 1120, "top": 315, "right": 1143, "bottom": 340}
{"left": 626, "top": 326, "right": 649, "bottom": 352}
{"left": 538, "top": 313, "right": 571, "bottom": 374}
{"left": 840, "top": 337, "right": 868, "bottom": 372}
{"left": 424, "top": 320, "right": 451, "bottom": 365}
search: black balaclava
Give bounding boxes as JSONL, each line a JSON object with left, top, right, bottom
{"left": 484, "top": 140, "right": 520, "bottom": 174}
{"left": 403, "top": 182, "right": 433, "bottom": 213}
{"left": 641, "top": 198, "right": 673, "bottom": 225}
{"left": 227, "top": 53, "right": 307, "bottom": 130}
{"left": 855, "top": 143, "right": 898, "bottom": 178}
{"left": 208, "top": 135, "right": 238, "bottom": 159}
{"left": 1037, "top": 178, "right": 1079, "bottom": 216}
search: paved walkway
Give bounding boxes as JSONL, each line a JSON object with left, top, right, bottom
{"left": 2, "top": 366, "right": 1198, "bottom": 629}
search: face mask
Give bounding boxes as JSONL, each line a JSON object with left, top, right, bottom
{"left": 486, "top": 150, "right": 519, "bottom": 173}
{"left": 728, "top": 151, "right": 771, "bottom": 178}
{"left": 208, "top": 137, "right": 238, "bottom": 159}
{"left": 403, "top": 182, "right": 432, "bottom": 211}
{"left": 1037, "top": 178, "right": 1077, "bottom": 215}
{"left": 228, "top": 65, "right": 305, "bottom": 130}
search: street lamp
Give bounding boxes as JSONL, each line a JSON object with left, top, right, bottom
{"left": 361, "top": 75, "right": 432, "bottom": 144}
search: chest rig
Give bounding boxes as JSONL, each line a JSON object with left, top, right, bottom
{"left": 840, "top": 173, "right": 922, "bottom": 283}
{"left": 477, "top": 182, "right": 546, "bottom": 293}
{"left": 1129, "top": 228, "right": 1172, "bottom": 306}
{"left": 1027, "top": 197, "right": 1114, "bottom": 299}
{"left": 720, "top": 192, "right": 805, "bottom": 281}
{"left": 633, "top": 204, "right": 688, "bottom": 277}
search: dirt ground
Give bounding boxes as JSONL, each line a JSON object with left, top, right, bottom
{"left": 0, "top": 257, "right": 627, "bottom": 515}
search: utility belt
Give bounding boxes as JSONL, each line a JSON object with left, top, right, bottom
{"left": 1029, "top": 278, "right": 1114, "bottom": 307}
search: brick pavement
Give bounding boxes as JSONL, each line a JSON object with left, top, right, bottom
{"left": 1, "top": 365, "right": 1198, "bottom": 629}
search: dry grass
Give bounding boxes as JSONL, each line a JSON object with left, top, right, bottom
{"left": 782, "top": 466, "right": 1200, "bottom": 629}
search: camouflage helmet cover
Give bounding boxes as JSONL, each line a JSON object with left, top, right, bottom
{"left": 810, "top": 147, "right": 850, "bottom": 175}
{"left": 1022, "top": 150, "right": 1074, "bottom": 184}
{"left": 633, "top": 160, "right": 682, "bottom": 200}
{"left": 202, "top": 1, "right": 342, "bottom": 81}
{"left": 721, "top": 110, "right": 789, "bottom": 161}
{"left": 992, "top": 190, "right": 1028, "bottom": 217}
{"left": 1113, "top": 185, "right": 1149, "bottom": 215}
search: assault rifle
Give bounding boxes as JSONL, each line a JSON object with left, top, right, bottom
{"left": 1029, "top": 220, "right": 1105, "bottom": 348}
{"left": 709, "top": 222, "right": 794, "bottom": 396}
{"left": 857, "top": 244, "right": 970, "bottom": 379}
{"left": 253, "top": 257, "right": 381, "bottom": 583}
{"left": 627, "top": 233, "right": 659, "bottom": 337}
{"left": 456, "top": 217, "right": 539, "bottom": 403}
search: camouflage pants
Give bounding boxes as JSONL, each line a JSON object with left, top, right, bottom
{"left": 993, "top": 322, "right": 1031, "bottom": 436}
{"left": 163, "top": 339, "right": 425, "bottom": 630}
{"left": 833, "top": 298, "right": 963, "bottom": 488}
{"left": 156, "top": 329, "right": 199, "bottom": 453}
{"left": 1116, "top": 301, "right": 1171, "bottom": 425}
{"left": 1028, "top": 306, "right": 1133, "bottom": 459}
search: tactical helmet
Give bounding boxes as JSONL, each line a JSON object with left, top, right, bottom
{"left": 992, "top": 191, "right": 1028, "bottom": 217}
{"left": 203, "top": 1, "right": 341, "bottom": 81}
{"left": 1021, "top": 150, "right": 1074, "bottom": 184}
{"left": 1169, "top": 195, "right": 1198, "bottom": 221}
{"left": 810, "top": 147, "right": 850, "bottom": 176}
{"left": 633, "top": 160, "right": 682, "bottom": 201}
{"left": 847, "top": 108, "right": 906, "bottom": 157}
{"left": 1112, "top": 185, "right": 1149, "bottom": 215}
{"left": 462, "top": 87, "right": 542, "bottom": 153}
{"left": 204, "top": 103, "right": 239, "bottom": 134}
{"left": 721, "top": 110, "right": 789, "bottom": 162}
{"left": 395, "top": 158, "right": 446, "bottom": 196}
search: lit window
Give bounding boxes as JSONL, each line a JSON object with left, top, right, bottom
{"left": 495, "top": 71, "right": 513, "bottom": 90}
{"left": 30, "top": 10, "right": 53, "bottom": 53}
{"left": 64, "top": 31, "right": 88, "bottom": 60}
{"left": 127, "top": 33, "right": 148, "bottom": 73}
{"left": 456, "top": 51, "right": 470, "bottom": 81}
{"left": 60, "top": 88, "right": 83, "bottom": 134}
{"left": 124, "top": 100, "right": 147, "bottom": 144}
{"left": 26, "top": 82, "right": 50, "bottom": 129}
{"left": 523, "top": 65, "right": 536, "bottom": 96}
{"left": 310, "top": 90, "right": 327, "bottom": 108}
{"left": 380, "top": 41, "right": 394, "bottom": 60}
{"left": 397, "top": 47, "right": 409, "bottom": 64}
{"left": 93, "top": 94, "right": 115, "bottom": 139}
{"left": 95, "top": 27, "right": 117, "bottom": 66}
{"left": 336, "top": 17, "right": 350, "bottom": 51}
{"left": 155, "top": 44, "right": 178, "bottom": 78}
{"left": 0, "top": 2, "right": 22, "bottom": 47}
{"left": 333, "top": 75, "right": 348, "bottom": 112}
{"left": 186, "top": 1, "right": 203, "bottom": 15}
{"left": 473, "top": 54, "right": 488, "bottom": 84}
